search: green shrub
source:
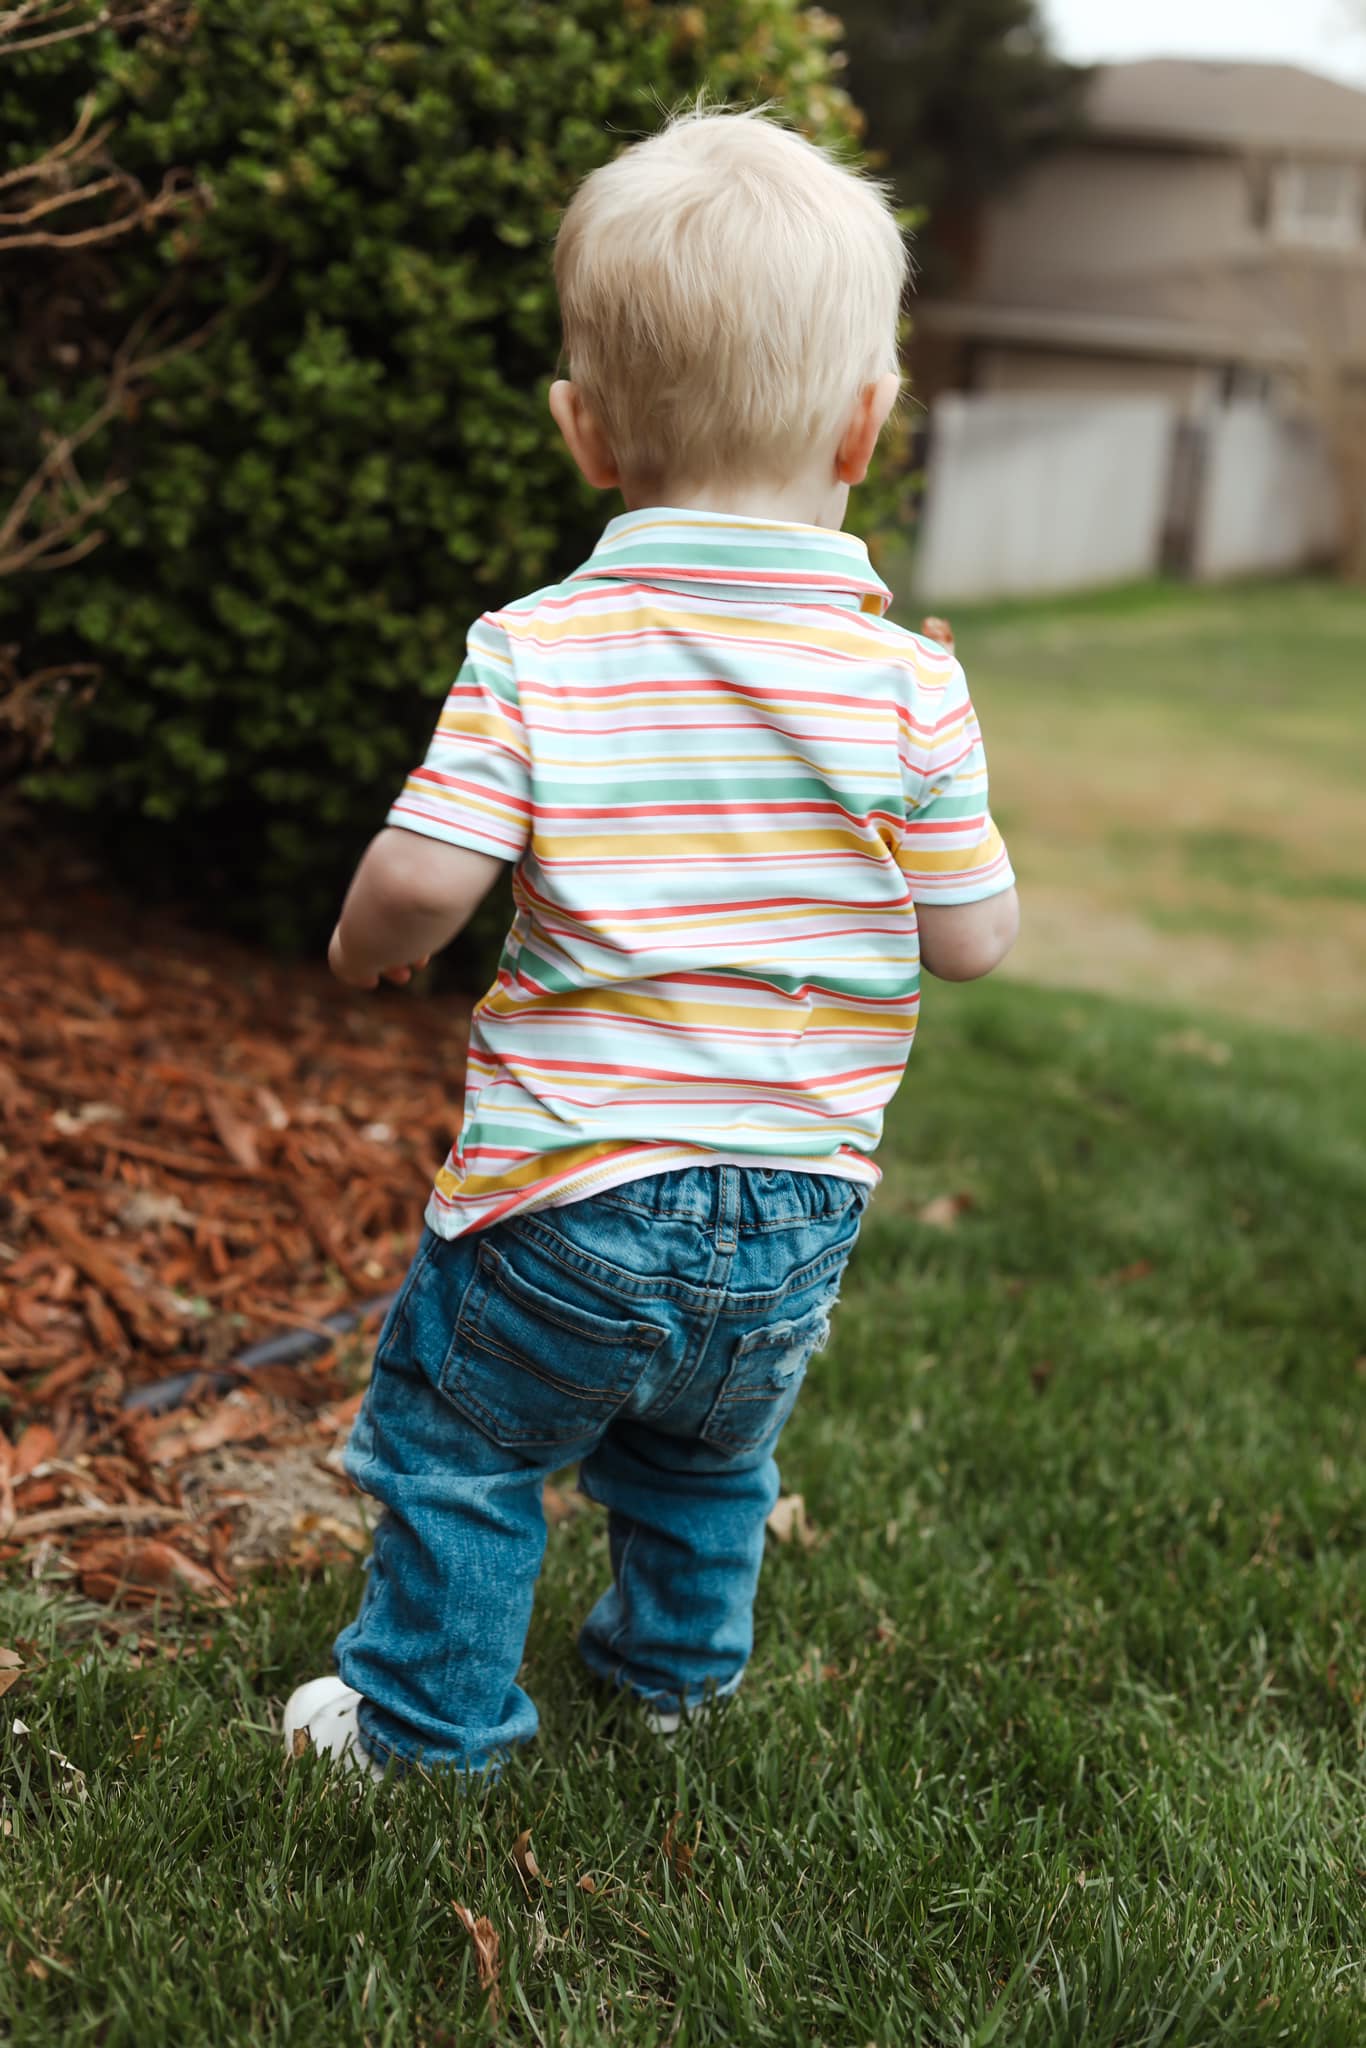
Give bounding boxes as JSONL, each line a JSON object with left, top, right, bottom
{"left": 3, "top": 0, "right": 906, "bottom": 968}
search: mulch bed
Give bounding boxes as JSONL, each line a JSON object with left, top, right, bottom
{"left": 0, "top": 852, "right": 470, "bottom": 1613}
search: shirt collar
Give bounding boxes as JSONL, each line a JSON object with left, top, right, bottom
{"left": 570, "top": 507, "right": 893, "bottom": 616}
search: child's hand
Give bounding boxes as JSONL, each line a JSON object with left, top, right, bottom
{"left": 328, "top": 925, "right": 428, "bottom": 991}
{"left": 328, "top": 830, "right": 504, "bottom": 994}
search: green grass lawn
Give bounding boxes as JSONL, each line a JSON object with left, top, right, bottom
{"left": 3, "top": 975, "right": 1364, "bottom": 2046}
{"left": 893, "top": 577, "right": 1366, "bottom": 1041}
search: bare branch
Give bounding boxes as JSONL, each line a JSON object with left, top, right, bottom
{"left": 1, "top": 22, "right": 108, "bottom": 54}
{"left": 0, "top": 97, "right": 103, "bottom": 192}
{"left": 0, "top": 0, "right": 204, "bottom": 768}
{"left": 0, "top": 1, "right": 88, "bottom": 38}
{"left": 0, "top": 477, "right": 125, "bottom": 576}
{"left": 28, "top": 524, "right": 112, "bottom": 570}
{"left": 0, "top": 644, "right": 101, "bottom": 782}
{"left": 0, "top": 258, "right": 278, "bottom": 583}
{"left": 0, "top": 1, "right": 191, "bottom": 58}
{"left": 1, "top": 171, "right": 131, "bottom": 227}
{"left": 0, "top": 168, "right": 195, "bottom": 252}
{"left": 0, "top": 2, "right": 88, "bottom": 31}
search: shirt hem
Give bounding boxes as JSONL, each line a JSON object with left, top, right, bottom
{"left": 422, "top": 1146, "right": 880, "bottom": 1239}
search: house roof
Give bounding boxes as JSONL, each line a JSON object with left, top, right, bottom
{"left": 920, "top": 252, "right": 1366, "bottom": 369}
{"left": 1088, "top": 59, "right": 1366, "bottom": 159}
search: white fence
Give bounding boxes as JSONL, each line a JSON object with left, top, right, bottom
{"left": 913, "top": 393, "right": 1340, "bottom": 602}
{"left": 913, "top": 394, "right": 1174, "bottom": 603}
{"left": 1191, "top": 402, "right": 1340, "bottom": 581}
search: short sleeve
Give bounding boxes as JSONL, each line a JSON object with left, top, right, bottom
{"left": 897, "top": 654, "right": 1014, "bottom": 906}
{"left": 386, "top": 614, "right": 531, "bottom": 863}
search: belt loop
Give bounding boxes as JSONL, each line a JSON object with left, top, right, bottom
{"left": 715, "top": 1166, "right": 740, "bottom": 1252}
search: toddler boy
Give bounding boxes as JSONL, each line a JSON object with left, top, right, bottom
{"left": 284, "top": 109, "right": 1017, "bottom": 1779}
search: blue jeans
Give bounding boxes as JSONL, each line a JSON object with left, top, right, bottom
{"left": 333, "top": 1165, "right": 867, "bottom": 1774}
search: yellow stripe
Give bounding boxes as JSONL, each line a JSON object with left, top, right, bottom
{"left": 532, "top": 825, "right": 886, "bottom": 861}
{"left": 480, "top": 985, "right": 911, "bottom": 1035}
{"left": 896, "top": 833, "right": 1005, "bottom": 874}
{"left": 400, "top": 781, "right": 526, "bottom": 826}
{"left": 467, "top": 639, "right": 513, "bottom": 668}
{"left": 433, "top": 1127, "right": 874, "bottom": 1199}
{"left": 505, "top": 606, "right": 933, "bottom": 670}
{"left": 435, "top": 710, "right": 528, "bottom": 749}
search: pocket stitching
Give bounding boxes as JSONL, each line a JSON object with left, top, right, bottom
{"left": 439, "top": 1243, "right": 669, "bottom": 1451}
{"left": 468, "top": 1241, "right": 659, "bottom": 1348}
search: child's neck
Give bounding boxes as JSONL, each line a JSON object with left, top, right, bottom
{"left": 622, "top": 473, "right": 850, "bottom": 532}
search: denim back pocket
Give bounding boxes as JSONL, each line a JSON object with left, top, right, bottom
{"left": 441, "top": 1238, "right": 669, "bottom": 1455}
{"left": 701, "top": 1301, "right": 832, "bottom": 1455}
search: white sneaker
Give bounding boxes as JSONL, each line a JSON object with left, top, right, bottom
{"left": 283, "top": 1676, "right": 384, "bottom": 1782}
{"left": 642, "top": 1685, "right": 739, "bottom": 1737}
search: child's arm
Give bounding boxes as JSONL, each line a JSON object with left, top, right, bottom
{"left": 899, "top": 623, "right": 1016, "bottom": 978}
{"left": 916, "top": 887, "right": 1019, "bottom": 982}
{"left": 329, "top": 828, "right": 503, "bottom": 989}
{"left": 331, "top": 607, "right": 528, "bottom": 990}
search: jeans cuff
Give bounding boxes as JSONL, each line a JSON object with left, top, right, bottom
{"left": 355, "top": 1698, "right": 506, "bottom": 1782}
{"left": 578, "top": 1635, "right": 745, "bottom": 1717}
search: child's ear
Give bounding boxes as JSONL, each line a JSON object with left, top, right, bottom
{"left": 549, "top": 380, "right": 621, "bottom": 491}
{"left": 835, "top": 372, "right": 901, "bottom": 488}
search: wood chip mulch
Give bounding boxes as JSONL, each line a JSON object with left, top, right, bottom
{"left": 0, "top": 857, "right": 470, "bottom": 1611}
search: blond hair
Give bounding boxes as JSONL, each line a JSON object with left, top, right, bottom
{"left": 554, "top": 108, "right": 907, "bottom": 488}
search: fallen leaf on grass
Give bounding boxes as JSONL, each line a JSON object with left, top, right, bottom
{"left": 74, "top": 1537, "right": 231, "bottom": 1608}
{"left": 11, "top": 1718, "right": 87, "bottom": 1799}
{"left": 1099, "top": 1258, "right": 1155, "bottom": 1288}
{"left": 1158, "top": 1028, "right": 1231, "bottom": 1067}
{"left": 576, "top": 1873, "right": 597, "bottom": 1893}
{"left": 766, "top": 1493, "right": 818, "bottom": 1549}
{"left": 511, "top": 1828, "right": 545, "bottom": 1889}
{"left": 661, "top": 1811, "right": 698, "bottom": 1881}
{"left": 1029, "top": 1359, "right": 1055, "bottom": 1395}
{"left": 0, "top": 1648, "right": 22, "bottom": 1700}
{"left": 916, "top": 1192, "right": 975, "bottom": 1230}
{"left": 453, "top": 1903, "right": 502, "bottom": 2012}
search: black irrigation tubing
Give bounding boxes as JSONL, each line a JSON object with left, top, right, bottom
{"left": 120, "top": 1292, "right": 398, "bottom": 1417}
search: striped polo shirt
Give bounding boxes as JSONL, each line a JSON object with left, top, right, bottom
{"left": 388, "top": 508, "right": 1014, "bottom": 1237}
